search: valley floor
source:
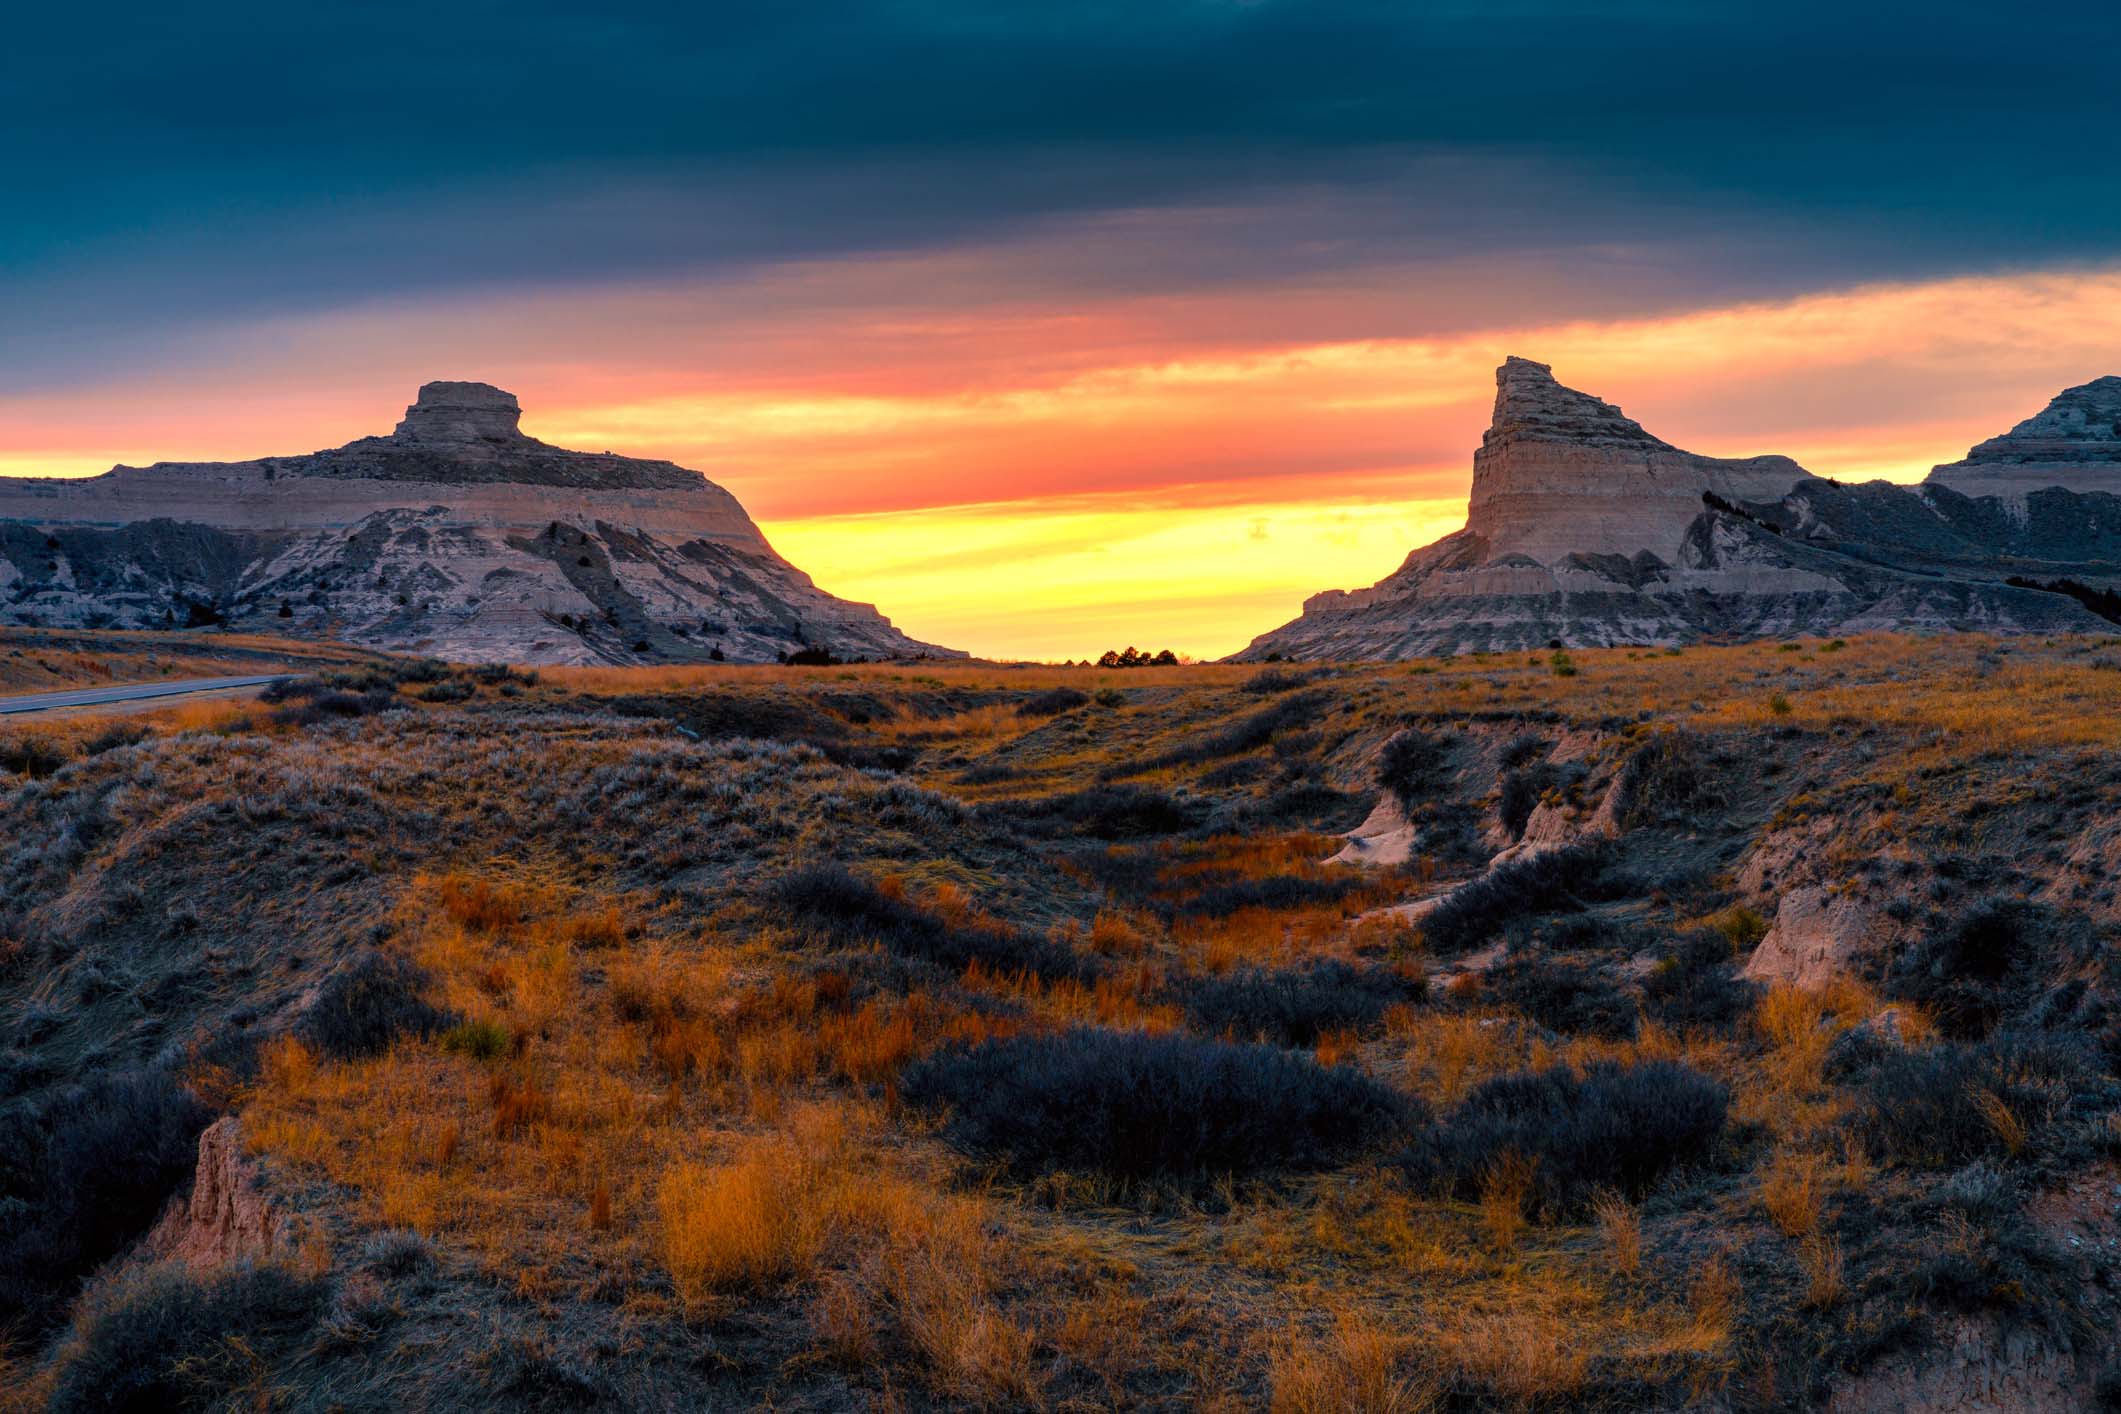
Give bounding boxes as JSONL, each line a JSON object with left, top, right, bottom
{"left": 4, "top": 633, "right": 2121, "bottom": 1410}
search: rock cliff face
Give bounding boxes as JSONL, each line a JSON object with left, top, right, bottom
{"left": 1925, "top": 375, "right": 2121, "bottom": 497}
{"left": 0, "top": 382, "right": 958, "bottom": 664}
{"left": 1238, "top": 359, "right": 2121, "bottom": 660}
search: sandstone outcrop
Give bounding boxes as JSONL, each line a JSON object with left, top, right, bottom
{"left": 1238, "top": 359, "right": 2121, "bottom": 660}
{"left": 147, "top": 1118, "right": 290, "bottom": 1270}
{"left": 1926, "top": 375, "right": 2121, "bottom": 498}
{"left": 0, "top": 382, "right": 959, "bottom": 664}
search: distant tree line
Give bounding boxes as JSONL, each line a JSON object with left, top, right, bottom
{"left": 1093, "top": 647, "right": 1180, "bottom": 668}
{"left": 2005, "top": 575, "right": 2121, "bottom": 625}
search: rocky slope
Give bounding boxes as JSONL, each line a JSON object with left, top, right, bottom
{"left": 1238, "top": 359, "right": 2121, "bottom": 660}
{"left": 0, "top": 382, "right": 958, "bottom": 664}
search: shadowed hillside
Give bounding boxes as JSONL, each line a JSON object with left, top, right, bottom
{"left": 5, "top": 634, "right": 2121, "bottom": 1409}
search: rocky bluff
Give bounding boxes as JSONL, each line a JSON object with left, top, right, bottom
{"left": 1239, "top": 359, "right": 2121, "bottom": 659}
{"left": 0, "top": 382, "right": 957, "bottom": 664}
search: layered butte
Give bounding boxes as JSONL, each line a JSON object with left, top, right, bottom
{"left": 1238, "top": 359, "right": 2121, "bottom": 660}
{"left": 1924, "top": 375, "right": 2121, "bottom": 498}
{"left": 0, "top": 382, "right": 957, "bottom": 664}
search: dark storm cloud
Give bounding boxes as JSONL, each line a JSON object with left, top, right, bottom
{"left": 4, "top": 0, "right": 2118, "bottom": 375}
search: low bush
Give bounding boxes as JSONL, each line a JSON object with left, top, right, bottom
{"left": 1419, "top": 844, "right": 1617, "bottom": 954}
{"left": 1170, "top": 872, "right": 1366, "bottom": 919}
{"left": 1608, "top": 730, "right": 1719, "bottom": 829}
{"left": 981, "top": 784, "right": 1195, "bottom": 840}
{"left": 1242, "top": 667, "right": 1312, "bottom": 694}
{"left": 1121, "top": 689, "right": 1333, "bottom": 774}
{"left": 1406, "top": 1060, "right": 1727, "bottom": 1215}
{"left": 417, "top": 677, "right": 476, "bottom": 704}
{"left": 49, "top": 1264, "right": 325, "bottom": 1413}
{"left": 770, "top": 865, "right": 1092, "bottom": 982}
{"left": 1887, "top": 898, "right": 2043, "bottom": 1039}
{"left": 270, "top": 688, "right": 398, "bottom": 727}
{"left": 1376, "top": 728, "right": 1450, "bottom": 812}
{"left": 1641, "top": 931, "right": 1757, "bottom": 1033}
{"left": 1180, "top": 961, "right": 1424, "bottom": 1046}
{"left": 295, "top": 949, "right": 450, "bottom": 1059}
{"left": 1497, "top": 733, "right": 1549, "bottom": 771}
{"left": 1018, "top": 687, "right": 1089, "bottom": 717}
{"left": 903, "top": 1027, "right": 1415, "bottom": 1185}
{"left": 1480, "top": 956, "right": 1637, "bottom": 1040}
{"left": 0, "top": 1068, "right": 212, "bottom": 1335}
{"left": 1859, "top": 1030, "right": 2098, "bottom": 1168}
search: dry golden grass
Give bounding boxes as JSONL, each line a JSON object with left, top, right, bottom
{"left": 1269, "top": 1311, "right": 1435, "bottom": 1414}
{"left": 1758, "top": 1149, "right": 1826, "bottom": 1237}
{"left": 1477, "top": 1152, "right": 1536, "bottom": 1250}
{"left": 1798, "top": 1235, "right": 1846, "bottom": 1309}
{"left": 1592, "top": 1191, "right": 1642, "bottom": 1277}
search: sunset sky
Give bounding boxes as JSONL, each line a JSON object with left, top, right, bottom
{"left": 6, "top": 3, "right": 2119, "bottom": 660}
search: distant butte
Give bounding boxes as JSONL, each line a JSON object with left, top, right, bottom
{"left": 1237, "top": 358, "right": 2121, "bottom": 660}
{"left": 0, "top": 382, "right": 960, "bottom": 665}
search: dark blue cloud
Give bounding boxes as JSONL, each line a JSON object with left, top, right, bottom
{"left": 5, "top": 1, "right": 2118, "bottom": 377}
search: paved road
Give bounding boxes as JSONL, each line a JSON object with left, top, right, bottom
{"left": 0, "top": 674, "right": 293, "bottom": 716}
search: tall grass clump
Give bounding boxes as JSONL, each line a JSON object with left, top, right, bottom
{"left": 904, "top": 1027, "right": 1416, "bottom": 1186}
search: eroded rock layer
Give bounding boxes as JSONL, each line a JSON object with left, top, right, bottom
{"left": 1238, "top": 359, "right": 2121, "bottom": 660}
{"left": 0, "top": 382, "right": 958, "bottom": 664}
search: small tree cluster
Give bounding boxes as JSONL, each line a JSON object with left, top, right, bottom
{"left": 1096, "top": 647, "right": 1180, "bottom": 668}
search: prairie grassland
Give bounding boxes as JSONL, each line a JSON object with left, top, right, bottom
{"left": 0, "top": 625, "right": 381, "bottom": 692}
{"left": 7, "top": 634, "right": 2121, "bottom": 1408}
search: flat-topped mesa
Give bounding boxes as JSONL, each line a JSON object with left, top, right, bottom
{"left": 1926, "top": 375, "right": 2121, "bottom": 497}
{"left": 1466, "top": 357, "right": 1811, "bottom": 562}
{"left": 391, "top": 380, "right": 528, "bottom": 446}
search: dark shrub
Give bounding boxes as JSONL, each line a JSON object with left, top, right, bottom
{"left": 258, "top": 675, "right": 321, "bottom": 704}
{"left": 1497, "top": 733, "right": 1548, "bottom": 771}
{"left": 0, "top": 732, "right": 69, "bottom": 778}
{"left": 1482, "top": 956, "right": 1637, "bottom": 1039}
{"left": 417, "top": 677, "right": 476, "bottom": 704}
{"left": 1859, "top": 1030, "right": 2097, "bottom": 1168}
{"left": 49, "top": 1264, "right": 325, "bottom": 1413}
{"left": 1172, "top": 873, "right": 1366, "bottom": 918}
{"left": 295, "top": 949, "right": 450, "bottom": 1059}
{"left": 1889, "top": 898, "right": 2042, "bottom": 1039}
{"left": 1641, "top": 932, "right": 1757, "bottom": 1033}
{"left": 1608, "top": 730, "right": 1718, "bottom": 828}
{"left": 1019, "top": 687, "right": 1089, "bottom": 717}
{"left": 1243, "top": 668, "right": 1311, "bottom": 694}
{"left": 904, "top": 1027, "right": 1415, "bottom": 1185}
{"left": 0, "top": 1069, "right": 211, "bottom": 1335}
{"left": 1376, "top": 728, "right": 1450, "bottom": 812}
{"left": 1122, "top": 689, "right": 1333, "bottom": 774}
{"left": 955, "top": 760, "right": 1019, "bottom": 785}
{"left": 1182, "top": 961, "right": 1424, "bottom": 1046}
{"left": 1419, "top": 844, "right": 1615, "bottom": 954}
{"left": 83, "top": 722, "right": 151, "bottom": 756}
{"left": 1407, "top": 1060, "right": 1727, "bottom": 1214}
{"left": 770, "top": 865, "right": 1091, "bottom": 982}
{"left": 271, "top": 688, "right": 397, "bottom": 726}
{"left": 1498, "top": 761, "right": 1570, "bottom": 840}
{"left": 982, "top": 784, "right": 1195, "bottom": 839}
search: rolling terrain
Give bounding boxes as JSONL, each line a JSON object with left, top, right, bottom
{"left": 3, "top": 633, "right": 2121, "bottom": 1409}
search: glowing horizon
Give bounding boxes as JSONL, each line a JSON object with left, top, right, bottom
{"left": 4, "top": 261, "right": 2120, "bottom": 660}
